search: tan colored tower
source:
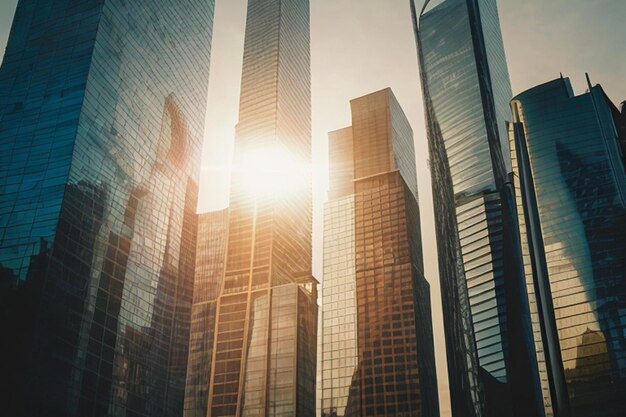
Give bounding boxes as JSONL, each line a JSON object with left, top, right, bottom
{"left": 321, "top": 89, "right": 439, "bottom": 417}
{"left": 205, "top": 0, "right": 317, "bottom": 416}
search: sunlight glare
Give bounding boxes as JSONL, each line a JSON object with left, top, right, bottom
{"left": 234, "top": 147, "right": 313, "bottom": 198}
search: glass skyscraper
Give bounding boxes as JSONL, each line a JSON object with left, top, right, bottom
{"left": 321, "top": 88, "right": 439, "bottom": 417}
{"left": 205, "top": 0, "right": 317, "bottom": 416}
{"left": 0, "top": 1, "right": 214, "bottom": 416}
{"left": 509, "top": 76, "right": 626, "bottom": 417}
{"left": 411, "top": 1, "right": 544, "bottom": 416}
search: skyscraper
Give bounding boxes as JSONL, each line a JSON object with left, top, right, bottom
{"left": 411, "top": 1, "right": 544, "bottom": 416}
{"left": 184, "top": 209, "right": 229, "bottom": 417}
{"left": 0, "top": 1, "right": 215, "bottom": 416}
{"left": 321, "top": 88, "right": 439, "bottom": 417}
{"left": 509, "top": 76, "right": 626, "bottom": 417}
{"left": 205, "top": 0, "right": 317, "bottom": 416}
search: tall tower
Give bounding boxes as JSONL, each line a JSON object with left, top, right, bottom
{"left": 321, "top": 89, "right": 439, "bottom": 417}
{"left": 0, "top": 1, "right": 215, "bottom": 416}
{"left": 411, "top": 1, "right": 544, "bottom": 416}
{"left": 509, "top": 76, "right": 626, "bottom": 417}
{"left": 206, "top": 0, "right": 317, "bottom": 416}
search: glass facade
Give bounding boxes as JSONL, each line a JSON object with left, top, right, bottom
{"left": 321, "top": 128, "right": 358, "bottom": 417}
{"left": 456, "top": 193, "right": 507, "bottom": 380}
{"left": 321, "top": 89, "right": 439, "bottom": 417}
{"left": 617, "top": 102, "right": 626, "bottom": 168}
{"left": 321, "top": 195, "right": 358, "bottom": 417}
{"left": 184, "top": 209, "right": 229, "bottom": 417}
{"left": 508, "top": 131, "right": 556, "bottom": 416}
{"left": 412, "top": 1, "right": 544, "bottom": 416}
{"left": 205, "top": 0, "right": 317, "bottom": 416}
{"left": 510, "top": 77, "right": 626, "bottom": 417}
{"left": 0, "top": 1, "right": 214, "bottom": 416}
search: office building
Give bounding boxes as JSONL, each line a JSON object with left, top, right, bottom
{"left": 204, "top": 0, "right": 318, "bottom": 416}
{"left": 509, "top": 76, "right": 626, "bottom": 417}
{"left": 320, "top": 89, "right": 439, "bottom": 417}
{"left": 411, "top": 0, "right": 544, "bottom": 416}
{"left": 0, "top": 1, "right": 215, "bottom": 416}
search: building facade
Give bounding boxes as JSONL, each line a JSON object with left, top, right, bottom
{"left": 204, "top": 0, "right": 318, "bottom": 416}
{"left": 321, "top": 89, "right": 439, "bottom": 417}
{"left": 618, "top": 102, "right": 626, "bottom": 167}
{"left": 0, "top": 1, "right": 214, "bottom": 416}
{"left": 320, "top": 127, "right": 359, "bottom": 417}
{"left": 509, "top": 77, "right": 626, "bottom": 417}
{"left": 411, "top": 1, "right": 544, "bottom": 416}
{"left": 184, "top": 210, "right": 229, "bottom": 417}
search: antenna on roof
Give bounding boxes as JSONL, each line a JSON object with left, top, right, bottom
{"left": 585, "top": 73, "right": 593, "bottom": 91}
{"left": 560, "top": 72, "right": 563, "bottom": 79}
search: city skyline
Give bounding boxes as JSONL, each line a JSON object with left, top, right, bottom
{"left": 1, "top": 1, "right": 625, "bottom": 417}
{"left": 196, "top": 3, "right": 624, "bottom": 416}
{"left": 184, "top": 4, "right": 626, "bottom": 413}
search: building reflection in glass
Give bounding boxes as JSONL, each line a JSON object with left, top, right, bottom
{"left": 510, "top": 76, "right": 626, "bottom": 417}
{"left": 321, "top": 88, "right": 439, "bottom": 417}
{"left": 0, "top": 1, "right": 215, "bottom": 416}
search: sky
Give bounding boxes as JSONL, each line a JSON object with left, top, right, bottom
{"left": 1, "top": 0, "right": 625, "bottom": 416}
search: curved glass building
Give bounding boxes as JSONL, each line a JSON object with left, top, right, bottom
{"left": 411, "top": 1, "right": 544, "bottom": 416}
{"left": 0, "top": 1, "right": 215, "bottom": 416}
{"left": 509, "top": 77, "right": 626, "bottom": 417}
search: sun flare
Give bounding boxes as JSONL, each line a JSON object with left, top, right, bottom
{"left": 233, "top": 147, "right": 315, "bottom": 198}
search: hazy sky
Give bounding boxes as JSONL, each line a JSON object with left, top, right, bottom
{"left": 1, "top": 1, "right": 625, "bottom": 416}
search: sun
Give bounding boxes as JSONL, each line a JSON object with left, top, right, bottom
{"left": 234, "top": 147, "right": 311, "bottom": 198}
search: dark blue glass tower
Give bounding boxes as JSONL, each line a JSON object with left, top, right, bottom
{"left": 509, "top": 76, "right": 626, "bottom": 417}
{"left": 411, "top": 1, "right": 544, "bottom": 416}
{"left": 0, "top": 1, "right": 214, "bottom": 416}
